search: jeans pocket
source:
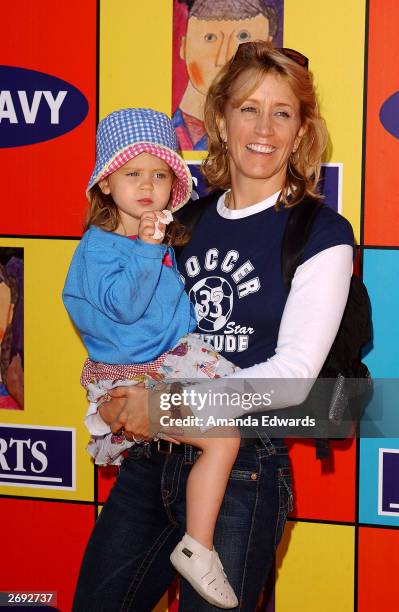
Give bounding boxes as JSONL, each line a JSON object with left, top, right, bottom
{"left": 229, "top": 468, "right": 259, "bottom": 482}
{"left": 274, "top": 466, "right": 293, "bottom": 548}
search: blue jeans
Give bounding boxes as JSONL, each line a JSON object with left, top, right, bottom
{"left": 73, "top": 435, "right": 292, "bottom": 612}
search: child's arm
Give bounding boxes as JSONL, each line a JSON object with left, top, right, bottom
{"left": 80, "top": 235, "right": 167, "bottom": 324}
{"left": 79, "top": 212, "right": 172, "bottom": 324}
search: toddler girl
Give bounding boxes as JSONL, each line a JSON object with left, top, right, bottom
{"left": 63, "top": 108, "right": 239, "bottom": 609}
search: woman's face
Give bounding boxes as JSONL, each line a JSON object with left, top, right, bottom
{"left": 219, "top": 70, "right": 305, "bottom": 193}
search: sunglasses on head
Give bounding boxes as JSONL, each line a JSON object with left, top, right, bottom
{"left": 233, "top": 42, "right": 309, "bottom": 70}
{"left": 278, "top": 47, "right": 309, "bottom": 69}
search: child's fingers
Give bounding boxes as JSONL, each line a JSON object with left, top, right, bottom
{"left": 140, "top": 211, "right": 158, "bottom": 222}
{"left": 139, "top": 215, "right": 157, "bottom": 228}
{"left": 139, "top": 223, "right": 157, "bottom": 240}
{"left": 139, "top": 217, "right": 156, "bottom": 228}
{"left": 139, "top": 222, "right": 156, "bottom": 235}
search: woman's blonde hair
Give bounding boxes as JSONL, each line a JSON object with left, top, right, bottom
{"left": 85, "top": 185, "right": 189, "bottom": 247}
{"left": 203, "top": 41, "right": 328, "bottom": 207}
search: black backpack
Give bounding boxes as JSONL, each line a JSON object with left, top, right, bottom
{"left": 281, "top": 197, "right": 372, "bottom": 458}
{"left": 176, "top": 193, "right": 373, "bottom": 459}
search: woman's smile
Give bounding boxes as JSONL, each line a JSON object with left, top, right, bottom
{"left": 245, "top": 143, "right": 277, "bottom": 154}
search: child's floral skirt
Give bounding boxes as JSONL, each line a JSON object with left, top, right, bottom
{"left": 82, "top": 334, "right": 237, "bottom": 466}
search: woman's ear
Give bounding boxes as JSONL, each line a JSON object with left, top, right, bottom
{"left": 98, "top": 178, "right": 111, "bottom": 195}
{"left": 216, "top": 115, "right": 227, "bottom": 144}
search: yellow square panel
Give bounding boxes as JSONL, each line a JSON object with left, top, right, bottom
{"left": 0, "top": 238, "right": 94, "bottom": 501}
{"left": 100, "top": 0, "right": 173, "bottom": 119}
{"left": 275, "top": 521, "right": 355, "bottom": 612}
{"left": 284, "top": 0, "right": 366, "bottom": 242}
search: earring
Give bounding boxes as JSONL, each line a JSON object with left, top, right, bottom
{"left": 288, "top": 155, "right": 303, "bottom": 181}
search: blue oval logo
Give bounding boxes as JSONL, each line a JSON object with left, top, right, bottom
{"left": 380, "top": 91, "right": 399, "bottom": 140}
{"left": 0, "top": 66, "right": 89, "bottom": 148}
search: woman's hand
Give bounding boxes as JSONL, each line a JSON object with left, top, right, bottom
{"left": 98, "top": 393, "right": 127, "bottom": 426}
{"left": 102, "top": 384, "right": 182, "bottom": 444}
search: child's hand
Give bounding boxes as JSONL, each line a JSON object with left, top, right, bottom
{"left": 138, "top": 211, "right": 169, "bottom": 245}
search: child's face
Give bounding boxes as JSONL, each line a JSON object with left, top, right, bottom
{"left": 99, "top": 153, "right": 174, "bottom": 234}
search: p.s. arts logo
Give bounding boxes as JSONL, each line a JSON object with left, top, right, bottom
{"left": 0, "top": 424, "right": 76, "bottom": 490}
{"left": 0, "top": 66, "right": 89, "bottom": 147}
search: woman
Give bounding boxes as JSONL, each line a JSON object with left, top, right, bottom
{"left": 73, "top": 42, "right": 354, "bottom": 611}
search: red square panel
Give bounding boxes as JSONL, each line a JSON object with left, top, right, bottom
{"left": 287, "top": 438, "right": 356, "bottom": 522}
{"left": 358, "top": 527, "right": 399, "bottom": 611}
{"left": 0, "top": 498, "right": 94, "bottom": 611}
{"left": 1, "top": 0, "right": 96, "bottom": 237}
{"left": 364, "top": 0, "right": 399, "bottom": 246}
{"left": 97, "top": 465, "right": 118, "bottom": 505}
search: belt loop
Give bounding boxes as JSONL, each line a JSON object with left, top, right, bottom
{"left": 184, "top": 443, "right": 194, "bottom": 465}
{"left": 157, "top": 439, "right": 174, "bottom": 454}
{"left": 256, "top": 429, "right": 276, "bottom": 455}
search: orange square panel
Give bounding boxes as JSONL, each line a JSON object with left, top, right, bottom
{"left": 0, "top": 498, "right": 94, "bottom": 611}
{"left": 358, "top": 526, "right": 399, "bottom": 611}
{"left": 287, "top": 438, "right": 356, "bottom": 522}
{"left": 0, "top": 0, "right": 96, "bottom": 237}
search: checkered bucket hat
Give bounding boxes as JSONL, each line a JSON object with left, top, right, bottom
{"left": 87, "top": 108, "right": 192, "bottom": 212}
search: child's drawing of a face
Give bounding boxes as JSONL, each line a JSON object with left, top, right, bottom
{"left": 181, "top": 13, "right": 272, "bottom": 96}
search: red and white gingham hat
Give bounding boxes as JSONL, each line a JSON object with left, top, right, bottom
{"left": 87, "top": 108, "right": 192, "bottom": 212}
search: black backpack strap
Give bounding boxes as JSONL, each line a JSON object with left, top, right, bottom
{"left": 315, "top": 438, "right": 331, "bottom": 460}
{"left": 281, "top": 197, "right": 323, "bottom": 288}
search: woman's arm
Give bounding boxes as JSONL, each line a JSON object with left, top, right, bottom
{"left": 196, "top": 244, "right": 353, "bottom": 423}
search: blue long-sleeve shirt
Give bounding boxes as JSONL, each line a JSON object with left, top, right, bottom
{"left": 62, "top": 225, "right": 197, "bottom": 364}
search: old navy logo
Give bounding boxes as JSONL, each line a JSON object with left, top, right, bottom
{"left": 379, "top": 91, "right": 399, "bottom": 140}
{"left": 0, "top": 66, "right": 89, "bottom": 147}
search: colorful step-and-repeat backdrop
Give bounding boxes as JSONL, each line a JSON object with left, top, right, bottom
{"left": 1, "top": 1, "right": 398, "bottom": 610}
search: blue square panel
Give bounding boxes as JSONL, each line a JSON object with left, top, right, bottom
{"left": 363, "top": 249, "right": 399, "bottom": 377}
{"left": 359, "top": 438, "right": 399, "bottom": 526}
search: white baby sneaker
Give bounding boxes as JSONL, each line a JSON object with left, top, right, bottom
{"left": 170, "top": 533, "right": 238, "bottom": 609}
